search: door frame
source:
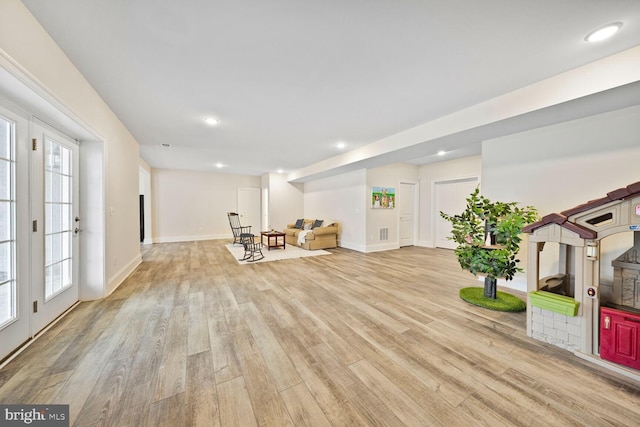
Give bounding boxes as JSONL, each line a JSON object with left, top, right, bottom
{"left": 30, "top": 120, "right": 80, "bottom": 334}
{"left": 0, "top": 53, "right": 107, "bottom": 364}
{"left": 398, "top": 181, "right": 418, "bottom": 247}
{"left": 431, "top": 175, "right": 480, "bottom": 248}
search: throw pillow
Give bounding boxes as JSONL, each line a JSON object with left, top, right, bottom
{"left": 294, "top": 219, "right": 304, "bottom": 229}
{"left": 313, "top": 219, "right": 323, "bottom": 229}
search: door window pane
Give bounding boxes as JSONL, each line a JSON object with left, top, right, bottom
{"left": 0, "top": 117, "right": 15, "bottom": 328}
{"left": 44, "top": 138, "right": 73, "bottom": 300}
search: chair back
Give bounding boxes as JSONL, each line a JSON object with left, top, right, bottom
{"left": 227, "top": 212, "right": 241, "bottom": 230}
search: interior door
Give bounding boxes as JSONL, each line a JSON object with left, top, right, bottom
{"left": 399, "top": 182, "right": 416, "bottom": 247}
{"left": 0, "top": 107, "right": 30, "bottom": 362}
{"left": 238, "top": 187, "right": 260, "bottom": 234}
{"left": 31, "top": 122, "right": 79, "bottom": 334}
{"left": 435, "top": 178, "right": 479, "bottom": 249}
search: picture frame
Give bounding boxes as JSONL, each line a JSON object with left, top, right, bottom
{"left": 371, "top": 186, "right": 395, "bottom": 209}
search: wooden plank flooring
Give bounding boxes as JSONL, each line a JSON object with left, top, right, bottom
{"left": 1, "top": 240, "right": 639, "bottom": 426}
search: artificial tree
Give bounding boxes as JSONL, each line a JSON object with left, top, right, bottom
{"left": 440, "top": 188, "right": 538, "bottom": 300}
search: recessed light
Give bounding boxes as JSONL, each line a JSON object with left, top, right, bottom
{"left": 205, "top": 117, "right": 218, "bottom": 126}
{"left": 277, "top": 169, "right": 284, "bottom": 174}
{"left": 215, "top": 163, "right": 224, "bottom": 168}
{"left": 437, "top": 150, "right": 446, "bottom": 156}
{"left": 585, "top": 22, "right": 622, "bottom": 43}
{"left": 336, "top": 141, "right": 346, "bottom": 149}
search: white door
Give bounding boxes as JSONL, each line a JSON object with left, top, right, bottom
{"left": 238, "top": 187, "right": 260, "bottom": 235}
{"left": 399, "top": 182, "right": 416, "bottom": 247}
{"left": 0, "top": 107, "right": 30, "bottom": 362}
{"left": 435, "top": 178, "right": 479, "bottom": 249}
{"left": 31, "top": 123, "right": 80, "bottom": 334}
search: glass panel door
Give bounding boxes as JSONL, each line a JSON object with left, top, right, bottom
{"left": 0, "top": 116, "right": 15, "bottom": 327}
{"left": 0, "top": 106, "right": 30, "bottom": 363}
{"left": 31, "top": 123, "right": 79, "bottom": 334}
{"left": 44, "top": 138, "right": 73, "bottom": 300}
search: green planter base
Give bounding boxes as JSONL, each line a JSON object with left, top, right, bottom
{"left": 460, "top": 287, "right": 526, "bottom": 312}
{"left": 529, "top": 291, "right": 579, "bottom": 317}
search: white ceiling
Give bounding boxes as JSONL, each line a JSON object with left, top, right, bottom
{"left": 21, "top": 0, "right": 640, "bottom": 180}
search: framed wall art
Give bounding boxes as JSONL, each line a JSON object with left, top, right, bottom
{"left": 371, "top": 186, "right": 395, "bottom": 209}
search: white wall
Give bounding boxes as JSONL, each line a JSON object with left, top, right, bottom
{"left": 0, "top": 0, "right": 141, "bottom": 297}
{"left": 151, "top": 168, "right": 261, "bottom": 242}
{"left": 366, "top": 163, "right": 419, "bottom": 251}
{"left": 304, "top": 169, "right": 367, "bottom": 251}
{"left": 418, "top": 156, "right": 482, "bottom": 247}
{"left": 483, "top": 105, "right": 640, "bottom": 289}
{"left": 268, "top": 173, "right": 304, "bottom": 232}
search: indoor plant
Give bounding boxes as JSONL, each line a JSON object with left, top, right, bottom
{"left": 440, "top": 188, "right": 537, "bottom": 309}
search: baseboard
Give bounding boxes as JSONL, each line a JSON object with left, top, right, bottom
{"left": 154, "top": 234, "right": 229, "bottom": 243}
{"left": 365, "top": 242, "right": 400, "bottom": 253}
{"left": 107, "top": 253, "right": 142, "bottom": 296}
{"left": 338, "top": 241, "right": 366, "bottom": 252}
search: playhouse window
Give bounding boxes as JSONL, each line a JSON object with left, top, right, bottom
{"left": 587, "top": 212, "right": 613, "bottom": 227}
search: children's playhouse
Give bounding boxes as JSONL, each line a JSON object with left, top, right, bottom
{"left": 523, "top": 181, "right": 640, "bottom": 377}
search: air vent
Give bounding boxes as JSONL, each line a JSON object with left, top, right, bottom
{"left": 161, "top": 143, "right": 171, "bottom": 147}
{"left": 379, "top": 228, "right": 389, "bottom": 241}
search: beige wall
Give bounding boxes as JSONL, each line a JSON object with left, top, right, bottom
{"left": 151, "top": 168, "right": 260, "bottom": 242}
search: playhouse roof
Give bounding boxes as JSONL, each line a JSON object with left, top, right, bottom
{"left": 523, "top": 181, "right": 640, "bottom": 239}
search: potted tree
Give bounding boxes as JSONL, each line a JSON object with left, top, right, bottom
{"left": 440, "top": 188, "right": 538, "bottom": 310}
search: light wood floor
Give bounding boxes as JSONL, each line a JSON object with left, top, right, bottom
{"left": 1, "top": 241, "right": 639, "bottom": 426}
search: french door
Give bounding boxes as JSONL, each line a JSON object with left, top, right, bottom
{"left": 0, "top": 113, "right": 79, "bottom": 363}
{"left": 31, "top": 122, "right": 79, "bottom": 334}
{"left": 0, "top": 106, "right": 30, "bottom": 362}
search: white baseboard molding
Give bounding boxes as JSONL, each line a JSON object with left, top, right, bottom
{"left": 338, "top": 241, "right": 366, "bottom": 252}
{"left": 107, "top": 253, "right": 142, "bottom": 296}
{"left": 365, "top": 242, "right": 400, "bottom": 253}
{"left": 154, "top": 234, "right": 230, "bottom": 243}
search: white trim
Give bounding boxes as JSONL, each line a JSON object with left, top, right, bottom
{"left": 366, "top": 242, "right": 400, "bottom": 253}
{"left": 431, "top": 175, "right": 480, "bottom": 249}
{"left": 106, "top": 254, "right": 142, "bottom": 297}
{"left": 153, "top": 234, "right": 230, "bottom": 244}
{"left": 338, "top": 241, "right": 366, "bottom": 252}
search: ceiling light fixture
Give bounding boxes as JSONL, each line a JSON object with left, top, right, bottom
{"left": 336, "top": 141, "right": 346, "bottom": 149}
{"left": 277, "top": 169, "right": 283, "bottom": 174}
{"left": 437, "top": 150, "right": 446, "bottom": 156}
{"left": 585, "top": 22, "right": 622, "bottom": 42}
{"left": 205, "top": 117, "right": 218, "bottom": 126}
{"left": 215, "top": 162, "right": 224, "bottom": 168}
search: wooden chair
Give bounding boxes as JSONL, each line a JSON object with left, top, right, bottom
{"left": 239, "top": 233, "right": 264, "bottom": 262}
{"left": 227, "top": 212, "right": 251, "bottom": 245}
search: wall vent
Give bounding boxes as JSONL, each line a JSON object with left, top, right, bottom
{"left": 379, "top": 228, "right": 389, "bottom": 241}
